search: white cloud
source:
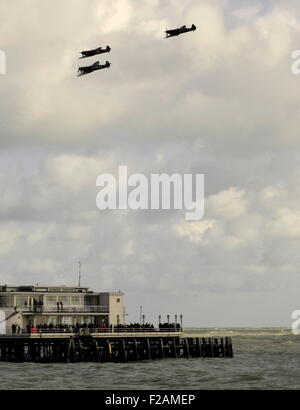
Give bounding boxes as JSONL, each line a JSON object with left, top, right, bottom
{"left": 0, "top": 224, "right": 20, "bottom": 256}
{"left": 207, "top": 187, "right": 249, "bottom": 219}
{"left": 44, "top": 154, "right": 115, "bottom": 193}
{"left": 232, "top": 6, "right": 262, "bottom": 21}
{"left": 173, "top": 219, "right": 216, "bottom": 243}
{"left": 269, "top": 208, "right": 300, "bottom": 238}
{"left": 122, "top": 239, "right": 136, "bottom": 256}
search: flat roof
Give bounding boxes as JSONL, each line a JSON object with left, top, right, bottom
{"left": 0, "top": 285, "right": 124, "bottom": 295}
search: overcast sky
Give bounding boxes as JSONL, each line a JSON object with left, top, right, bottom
{"left": 1, "top": 0, "right": 300, "bottom": 327}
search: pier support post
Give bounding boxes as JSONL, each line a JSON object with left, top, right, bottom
{"left": 159, "top": 338, "right": 164, "bottom": 359}
{"left": 201, "top": 338, "right": 207, "bottom": 358}
{"left": 133, "top": 339, "right": 138, "bottom": 361}
{"left": 196, "top": 337, "right": 201, "bottom": 358}
{"left": 184, "top": 338, "right": 190, "bottom": 359}
{"left": 224, "top": 337, "right": 233, "bottom": 358}
{"left": 69, "top": 337, "right": 76, "bottom": 362}
{"left": 105, "top": 339, "right": 112, "bottom": 362}
{"left": 92, "top": 338, "right": 99, "bottom": 362}
{"left": 172, "top": 338, "right": 177, "bottom": 359}
{"left": 120, "top": 339, "right": 127, "bottom": 363}
{"left": 146, "top": 338, "right": 151, "bottom": 360}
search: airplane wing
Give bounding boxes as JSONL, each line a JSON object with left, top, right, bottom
{"left": 77, "top": 61, "right": 109, "bottom": 76}
{"left": 77, "top": 70, "right": 90, "bottom": 77}
{"left": 80, "top": 52, "right": 93, "bottom": 59}
{"left": 166, "top": 29, "right": 177, "bottom": 35}
{"left": 165, "top": 28, "right": 182, "bottom": 38}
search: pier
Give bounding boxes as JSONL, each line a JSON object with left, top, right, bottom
{"left": 0, "top": 285, "right": 234, "bottom": 362}
{"left": 0, "top": 331, "right": 233, "bottom": 363}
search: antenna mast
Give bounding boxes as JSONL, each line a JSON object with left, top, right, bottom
{"left": 78, "top": 261, "right": 82, "bottom": 287}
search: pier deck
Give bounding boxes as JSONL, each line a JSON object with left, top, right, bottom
{"left": 0, "top": 331, "right": 183, "bottom": 339}
{"left": 0, "top": 332, "right": 233, "bottom": 363}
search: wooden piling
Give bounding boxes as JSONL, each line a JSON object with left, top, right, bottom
{"left": 120, "top": 339, "right": 127, "bottom": 363}
{"left": 0, "top": 334, "right": 233, "bottom": 363}
{"left": 183, "top": 338, "right": 189, "bottom": 358}
{"left": 159, "top": 338, "right": 164, "bottom": 359}
{"left": 146, "top": 338, "right": 151, "bottom": 360}
{"left": 133, "top": 339, "right": 139, "bottom": 361}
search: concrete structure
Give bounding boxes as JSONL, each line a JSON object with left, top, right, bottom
{"left": 0, "top": 285, "right": 125, "bottom": 334}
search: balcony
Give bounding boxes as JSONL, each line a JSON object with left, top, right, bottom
{"left": 20, "top": 306, "right": 108, "bottom": 314}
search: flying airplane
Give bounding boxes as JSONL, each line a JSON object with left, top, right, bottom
{"left": 80, "top": 45, "right": 111, "bottom": 59}
{"left": 77, "top": 61, "right": 110, "bottom": 76}
{"left": 165, "top": 24, "right": 196, "bottom": 38}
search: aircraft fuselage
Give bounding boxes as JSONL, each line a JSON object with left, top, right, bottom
{"left": 80, "top": 46, "right": 111, "bottom": 58}
{"left": 165, "top": 24, "right": 196, "bottom": 38}
{"left": 78, "top": 62, "right": 110, "bottom": 76}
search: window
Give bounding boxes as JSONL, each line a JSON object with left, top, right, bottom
{"left": 58, "top": 296, "right": 70, "bottom": 306}
{"left": 45, "top": 296, "right": 57, "bottom": 306}
{"left": 61, "top": 317, "right": 73, "bottom": 325}
{"left": 35, "top": 316, "right": 45, "bottom": 326}
{"left": 47, "top": 317, "right": 58, "bottom": 326}
{"left": 16, "top": 296, "right": 29, "bottom": 307}
{"left": 117, "top": 298, "right": 120, "bottom": 303}
{"left": 84, "top": 295, "right": 94, "bottom": 306}
{"left": 0, "top": 296, "right": 13, "bottom": 307}
{"left": 71, "top": 296, "right": 83, "bottom": 306}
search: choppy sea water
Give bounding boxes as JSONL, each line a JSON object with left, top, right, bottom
{"left": 0, "top": 328, "right": 299, "bottom": 390}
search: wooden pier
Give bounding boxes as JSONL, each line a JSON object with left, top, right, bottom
{"left": 0, "top": 334, "right": 233, "bottom": 363}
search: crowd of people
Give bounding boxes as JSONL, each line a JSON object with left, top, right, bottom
{"left": 14, "top": 321, "right": 182, "bottom": 334}
{"left": 114, "top": 322, "right": 155, "bottom": 330}
{"left": 11, "top": 324, "right": 21, "bottom": 334}
{"left": 112, "top": 322, "right": 181, "bottom": 333}
{"left": 26, "top": 322, "right": 107, "bottom": 333}
{"left": 159, "top": 322, "right": 181, "bottom": 330}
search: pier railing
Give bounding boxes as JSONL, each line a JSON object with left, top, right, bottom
{"left": 11, "top": 327, "right": 183, "bottom": 336}
{"left": 90, "top": 327, "right": 183, "bottom": 334}
{"left": 20, "top": 306, "right": 109, "bottom": 314}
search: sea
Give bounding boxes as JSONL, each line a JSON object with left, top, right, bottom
{"left": 0, "top": 328, "right": 299, "bottom": 390}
